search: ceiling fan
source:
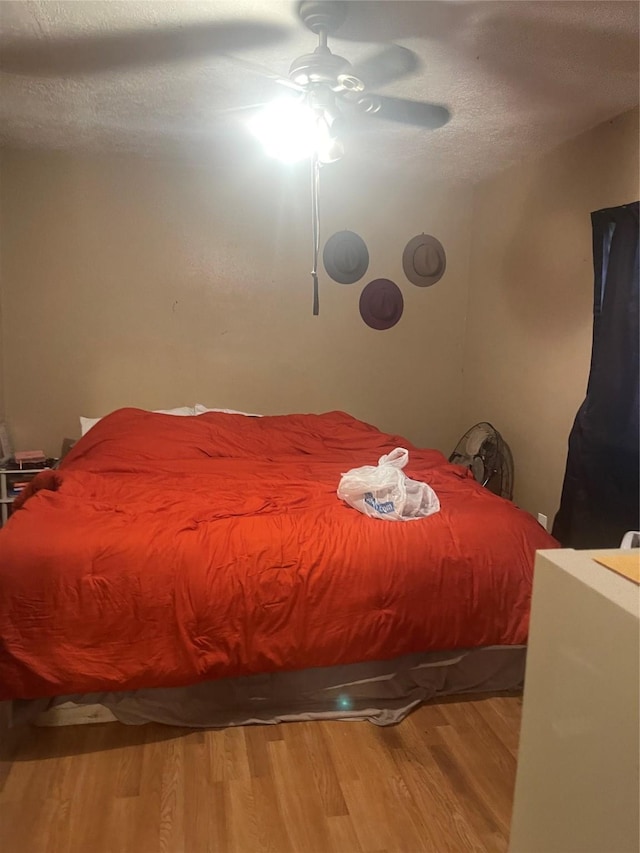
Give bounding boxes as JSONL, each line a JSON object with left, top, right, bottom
{"left": 232, "top": 0, "right": 451, "bottom": 163}
{"left": 285, "top": 1, "right": 450, "bottom": 128}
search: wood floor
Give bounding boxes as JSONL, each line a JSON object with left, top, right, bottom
{"left": 0, "top": 694, "right": 521, "bottom": 853}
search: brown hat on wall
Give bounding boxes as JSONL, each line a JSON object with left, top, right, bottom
{"left": 403, "top": 233, "right": 446, "bottom": 287}
{"left": 359, "top": 279, "right": 404, "bottom": 330}
{"left": 323, "top": 230, "right": 369, "bottom": 284}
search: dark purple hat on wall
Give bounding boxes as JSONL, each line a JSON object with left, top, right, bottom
{"left": 359, "top": 279, "right": 404, "bottom": 330}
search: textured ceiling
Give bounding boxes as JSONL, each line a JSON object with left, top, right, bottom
{"left": 0, "top": 0, "right": 638, "bottom": 182}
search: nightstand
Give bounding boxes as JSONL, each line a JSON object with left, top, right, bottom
{"left": 0, "top": 466, "right": 51, "bottom": 526}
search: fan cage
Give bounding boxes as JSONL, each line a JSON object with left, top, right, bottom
{"left": 449, "top": 422, "right": 514, "bottom": 501}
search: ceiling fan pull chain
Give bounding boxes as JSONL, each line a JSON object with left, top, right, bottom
{"left": 311, "top": 151, "right": 321, "bottom": 315}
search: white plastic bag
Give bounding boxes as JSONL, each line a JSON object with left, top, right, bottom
{"left": 337, "top": 447, "right": 440, "bottom": 522}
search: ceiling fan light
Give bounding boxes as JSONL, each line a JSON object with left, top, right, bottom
{"left": 336, "top": 73, "right": 364, "bottom": 93}
{"left": 357, "top": 95, "right": 382, "bottom": 116}
{"left": 249, "top": 99, "right": 318, "bottom": 163}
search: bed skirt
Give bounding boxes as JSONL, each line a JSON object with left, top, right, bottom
{"left": 11, "top": 645, "right": 525, "bottom": 729}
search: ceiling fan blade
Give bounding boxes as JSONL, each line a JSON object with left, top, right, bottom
{"left": 217, "top": 55, "right": 304, "bottom": 93}
{"left": 329, "top": 0, "right": 465, "bottom": 43}
{"left": 347, "top": 45, "right": 419, "bottom": 90}
{"left": 0, "top": 21, "right": 288, "bottom": 76}
{"left": 353, "top": 95, "right": 450, "bottom": 129}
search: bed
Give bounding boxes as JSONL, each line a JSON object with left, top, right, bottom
{"left": 0, "top": 408, "right": 557, "bottom": 727}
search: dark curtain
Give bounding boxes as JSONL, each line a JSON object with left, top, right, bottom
{"left": 553, "top": 201, "right": 639, "bottom": 548}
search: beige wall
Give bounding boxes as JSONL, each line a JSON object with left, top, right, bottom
{"left": 0, "top": 251, "right": 4, "bottom": 423}
{"left": 463, "top": 107, "right": 639, "bottom": 523}
{"left": 0, "top": 147, "right": 472, "bottom": 458}
{"left": 0, "top": 160, "right": 4, "bottom": 423}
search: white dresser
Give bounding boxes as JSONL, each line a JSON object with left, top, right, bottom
{"left": 510, "top": 548, "right": 640, "bottom": 853}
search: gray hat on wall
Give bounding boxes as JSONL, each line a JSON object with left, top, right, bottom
{"left": 323, "top": 230, "right": 369, "bottom": 284}
{"left": 403, "top": 233, "right": 446, "bottom": 287}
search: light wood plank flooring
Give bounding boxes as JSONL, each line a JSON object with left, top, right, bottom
{"left": 0, "top": 694, "right": 521, "bottom": 853}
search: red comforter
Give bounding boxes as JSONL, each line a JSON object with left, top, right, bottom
{"left": 0, "top": 409, "right": 556, "bottom": 700}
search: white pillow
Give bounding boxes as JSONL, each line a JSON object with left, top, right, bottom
{"left": 194, "top": 404, "right": 262, "bottom": 417}
{"left": 154, "top": 407, "right": 196, "bottom": 417}
{"left": 80, "top": 407, "right": 196, "bottom": 436}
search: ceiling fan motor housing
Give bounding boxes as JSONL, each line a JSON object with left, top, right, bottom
{"left": 289, "top": 46, "right": 351, "bottom": 86}
{"left": 297, "top": 1, "right": 348, "bottom": 35}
